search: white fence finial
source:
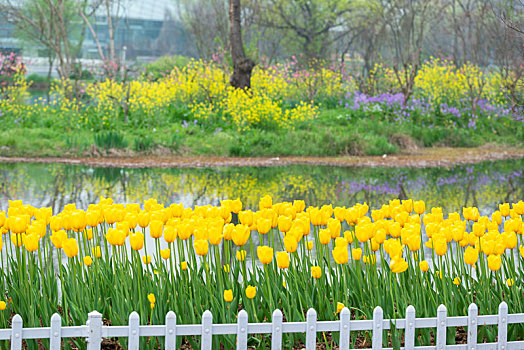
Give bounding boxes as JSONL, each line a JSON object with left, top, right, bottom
{"left": 339, "top": 307, "right": 351, "bottom": 350}
{"left": 201, "top": 310, "right": 213, "bottom": 350}
{"left": 271, "top": 309, "right": 283, "bottom": 350}
{"left": 498, "top": 301, "right": 508, "bottom": 350}
{"left": 11, "top": 314, "right": 23, "bottom": 350}
{"left": 86, "top": 311, "right": 103, "bottom": 350}
{"left": 405, "top": 305, "right": 416, "bottom": 350}
{"left": 436, "top": 304, "right": 447, "bottom": 350}
{"left": 306, "top": 308, "right": 317, "bottom": 350}
{"left": 165, "top": 311, "right": 177, "bottom": 350}
{"left": 128, "top": 311, "right": 140, "bottom": 350}
{"left": 468, "top": 303, "right": 478, "bottom": 350}
{"left": 372, "top": 306, "right": 383, "bottom": 350}
{"left": 237, "top": 310, "right": 248, "bottom": 350}
{"left": 50, "top": 313, "right": 62, "bottom": 350}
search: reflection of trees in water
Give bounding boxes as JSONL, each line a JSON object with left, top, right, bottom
{"left": 0, "top": 160, "right": 522, "bottom": 213}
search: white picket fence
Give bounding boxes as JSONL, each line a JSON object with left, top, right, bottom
{"left": 0, "top": 302, "right": 523, "bottom": 349}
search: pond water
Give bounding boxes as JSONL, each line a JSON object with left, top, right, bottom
{"left": 0, "top": 160, "right": 522, "bottom": 269}
{"left": 1, "top": 159, "right": 522, "bottom": 214}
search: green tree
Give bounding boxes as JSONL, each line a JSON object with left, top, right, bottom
{"left": 252, "top": 0, "right": 355, "bottom": 64}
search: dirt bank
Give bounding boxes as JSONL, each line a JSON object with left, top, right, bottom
{"left": 0, "top": 147, "right": 523, "bottom": 169}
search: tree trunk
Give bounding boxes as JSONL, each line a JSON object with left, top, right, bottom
{"left": 229, "top": 0, "right": 255, "bottom": 90}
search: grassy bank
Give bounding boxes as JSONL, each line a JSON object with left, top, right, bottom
{"left": 2, "top": 108, "right": 522, "bottom": 158}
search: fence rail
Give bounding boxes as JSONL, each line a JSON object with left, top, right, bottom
{"left": 1, "top": 302, "right": 523, "bottom": 349}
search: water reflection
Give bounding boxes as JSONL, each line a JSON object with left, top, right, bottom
{"left": 0, "top": 160, "right": 522, "bottom": 214}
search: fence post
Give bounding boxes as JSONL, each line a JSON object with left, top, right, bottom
{"left": 165, "top": 311, "right": 177, "bottom": 350}
{"left": 87, "top": 311, "right": 103, "bottom": 350}
{"left": 467, "top": 303, "right": 478, "bottom": 350}
{"left": 436, "top": 304, "right": 447, "bottom": 350}
{"left": 237, "top": 310, "right": 248, "bottom": 350}
{"left": 372, "top": 306, "right": 383, "bottom": 350}
{"left": 306, "top": 308, "right": 317, "bottom": 350}
{"left": 10, "top": 314, "right": 22, "bottom": 350}
{"left": 339, "top": 307, "right": 351, "bottom": 350}
{"left": 498, "top": 302, "right": 508, "bottom": 350}
{"left": 49, "top": 313, "right": 62, "bottom": 350}
{"left": 405, "top": 305, "right": 416, "bottom": 350}
{"left": 271, "top": 309, "right": 283, "bottom": 350}
{"left": 201, "top": 310, "right": 213, "bottom": 350}
{"left": 128, "top": 312, "right": 140, "bottom": 350}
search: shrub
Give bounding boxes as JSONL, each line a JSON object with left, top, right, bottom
{"left": 94, "top": 131, "right": 128, "bottom": 151}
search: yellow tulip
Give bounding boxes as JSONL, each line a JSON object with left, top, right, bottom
{"left": 160, "top": 248, "right": 171, "bottom": 260}
{"left": 194, "top": 239, "right": 209, "bottom": 256}
{"left": 276, "top": 251, "right": 290, "bottom": 269}
{"left": 491, "top": 211, "right": 502, "bottom": 225}
{"left": 163, "top": 226, "right": 177, "bottom": 243}
{"left": 181, "top": 261, "right": 188, "bottom": 270}
{"left": 390, "top": 257, "right": 408, "bottom": 273}
{"left": 138, "top": 211, "right": 151, "bottom": 228}
{"left": 464, "top": 247, "right": 479, "bottom": 265}
{"left": 306, "top": 241, "right": 314, "bottom": 250}
{"left": 259, "top": 195, "right": 272, "bottom": 210}
{"left": 413, "top": 200, "right": 425, "bottom": 215}
{"left": 71, "top": 210, "right": 86, "bottom": 232}
{"left": 92, "top": 246, "right": 102, "bottom": 258}
{"left": 257, "top": 218, "right": 272, "bottom": 234}
{"left": 311, "top": 265, "right": 321, "bottom": 279}
{"left": 208, "top": 226, "right": 223, "bottom": 245}
{"left": 239, "top": 210, "right": 254, "bottom": 226}
{"left": 236, "top": 249, "right": 247, "bottom": 262}
{"left": 453, "top": 277, "right": 461, "bottom": 285}
{"left": 142, "top": 255, "right": 152, "bottom": 264}
{"left": 63, "top": 238, "right": 79, "bottom": 258}
{"left": 245, "top": 285, "right": 256, "bottom": 299}
{"left": 352, "top": 248, "right": 362, "bottom": 261}
{"left": 231, "top": 199, "right": 242, "bottom": 213}
{"left": 402, "top": 199, "right": 413, "bottom": 213}
{"left": 319, "top": 229, "right": 331, "bottom": 245}
{"left": 283, "top": 234, "right": 298, "bottom": 253}
{"left": 343, "top": 230, "right": 354, "bottom": 244}
{"left": 232, "top": 225, "right": 250, "bottom": 246}
{"left": 224, "top": 289, "right": 233, "bottom": 302}
{"left": 336, "top": 302, "right": 345, "bottom": 313}
{"left": 499, "top": 203, "right": 510, "bottom": 217}
{"left": 85, "top": 228, "right": 93, "bottom": 240}
{"left": 257, "top": 245, "right": 273, "bottom": 264}
{"left": 433, "top": 239, "right": 447, "bottom": 256}
{"left": 8, "top": 216, "right": 27, "bottom": 234}
{"left": 83, "top": 256, "right": 93, "bottom": 266}
{"left": 130, "top": 233, "right": 144, "bottom": 251}
{"left": 503, "top": 232, "right": 517, "bottom": 249}
{"left": 419, "top": 260, "right": 429, "bottom": 272}
{"left": 487, "top": 255, "right": 501, "bottom": 271}
{"left": 327, "top": 218, "right": 341, "bottom": 239}
{"left": 148, "top": 293, "right": 156, "bottom": 304}
{"left": 332, "top": 246, "right": 349, "bottom": 264}
{"left": 149, "top": 220, "right": 164, "bottom": 239}
{"left": 23, "top": 234, "right": 39, "bottom": 252}
{"left": 277, "top": 215, "right": 292, "bottom": 233}
{"left": 513, "top": 201, "right": 524, "bottom": 215}
{"left": 507, "top": 278, "right": 514, "bottom": 287}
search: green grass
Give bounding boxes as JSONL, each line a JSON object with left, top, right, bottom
{"left": 0, "top": 108, "right": 521, "bottom": 158}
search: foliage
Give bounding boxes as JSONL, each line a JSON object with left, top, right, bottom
{"left": 0, "top": 58, "right": 522, "bottom": 156}
{"left": 143, "top": 55, "right": 192, "bottom": 81}
{"left": 93, "top": 131, "right": 128, "bottom": 150}
{"left": 0, "top": 196, "right": 523, "bottom": 348}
